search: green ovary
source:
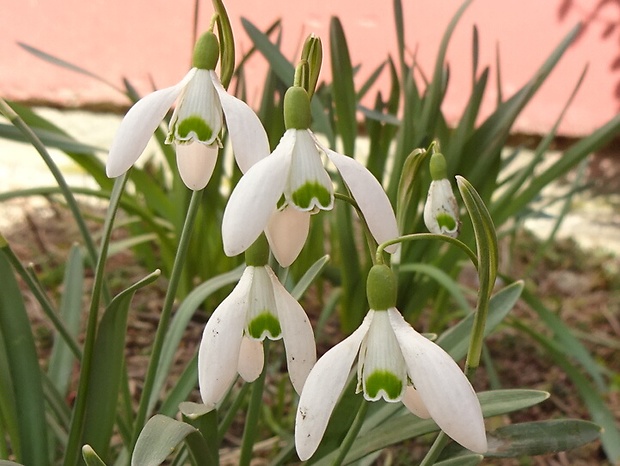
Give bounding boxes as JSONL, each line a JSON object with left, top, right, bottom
{"left": 436, "top": 212, "right": 456, "bottom": 231}
{"left": 177, "top": 116, "right": 213, "bottom": 141}
{"left": 365, "top": 370, "right": 403, "bottom": 401}
{"left": 291, "top": 182, "right": 332, "bottom": 210}
{"left": 247, "top": 312, "right": 282, "bottom": 339}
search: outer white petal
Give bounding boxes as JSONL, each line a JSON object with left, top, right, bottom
{"left": 266, "top": 266, "right": 316, "bottom": 394}
{"left": 322, "top": 145, "right": 399, "bottom": 254}
{"left": 295, "top": 313, "right": 373, "bottom": 461}
{"left": 175, "top": 142, "right": 218, "bottom": 190}
{"left": 222, "top": 132, "right": 294, "bottom": 257}
{"left": 106, "top": 70, "right": 195, "bottom": 177}
{"left": 211, "top": 71, "right": 270, "bottom": 173}
{"left": 388, "top": 309, "right": 487, "bottom": 453}
{"left": 265, "top": 207, "right": 311, "bottom": 267}
{"left": 401, "top": 386, "right": 431, "bottom": 419}
{"left": 237, "top": 336, "right": 264, "bottom": 382}
{"left": 198, "top": 268, "right": 253, "bottom": 407}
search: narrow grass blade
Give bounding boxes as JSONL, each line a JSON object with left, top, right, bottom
{"left": 0, "top": 251, "right": 49, "bottom": 465}
{"left": 435, "top": 455, "right": 483, "bottom": 466}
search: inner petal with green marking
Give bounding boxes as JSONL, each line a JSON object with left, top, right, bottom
{"left": 358, "top": 310, "right": 407, "bottom": 402}
{"left": 168, "top": 69, "right": 222, "bottom": 146}
{"left": 245, "top": 266, "right": 282, "bottom": 340}
{"left": 436, "top": 212, "right": 457, "bottom": 232}
{"left": 286, "top": 129, "right": 334, "bottom": 211}
{"left": 364, "top": 370, "right": 403, "bottom": 401}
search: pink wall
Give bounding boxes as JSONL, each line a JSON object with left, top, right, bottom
{"left": 1, "top": 0, "right": 618, "bottom": 137}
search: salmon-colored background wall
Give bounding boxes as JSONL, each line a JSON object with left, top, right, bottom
{"left": 1, "top": 0, "right": 618, "bottom": 137}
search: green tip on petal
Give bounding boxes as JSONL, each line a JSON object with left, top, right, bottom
{"left": 367, "top": 264, "right": 397, "bottom": 310}
{"left": 436, "top": 212, "right": 457, "bottom": 231}
{"left": 247, "top": 312, "right": 282, "bottom": 339}
{"left": 429, "top": 151, "right": 448, "bottom": 181}
{"left": 284, "top": 87, "right": 311, "bottom": 130}
{"left": 193, "top": 31, "right": 220, "bottom": 70}
{"left": 365, "top": 370, "right": 403, "bottom": 401}
{"left": 176, "top": 116, "right": 214, "bottom": 141}
{"left": 291, "top": 181, "right": 332, "bottom": 210}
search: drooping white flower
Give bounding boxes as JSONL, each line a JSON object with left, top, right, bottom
{"left": 222, "top": 89, "right": 398, "bottom": 265}
{"left": 198, "top": 264, "right": 316, "bottom": 409}
{"left": 106, "top": 31, "right": 268, "bottom": 190}
{"left": 423, "top": 151, "right": 460, "bottom": 237}
{"left": 294, "top": 265, "right": 487, "bottom": 460}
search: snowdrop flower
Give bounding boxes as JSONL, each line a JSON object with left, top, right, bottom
{"left": 423, "top": 151, "right": 460, "bottom": 237}
{"left": 222, "top": 86, "right": 398, "bottom": 266}
{"left": 198, "top": 235, "right": 316, "bottom": 408}
{"left": 295, "top": 264, "right": 487, "bottom": 460}
{"left": 106, "top": 31, "right": 268, "bottom": 190}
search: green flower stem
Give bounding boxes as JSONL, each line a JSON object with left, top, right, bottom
{"left": 239, "top": 341, "right": 270, "bottom": 466}
{"left": 218, "top": 383, "right": 251, "bottom": 443}
{"left": 0, "top": 244, "right": 81, "bottom": 359}
{"left": 419, "top": 431, "right": 450, "bottom": 466}
{"left": 63, "top": 174, "right": 128, "bottom": 466}
{"left": 131, "top": 188, "right": 204, "bottom": 451}
{"left": 0, "top": 98, "right": 99, "bottom": 272}
{"left": 376, "top": 233, "right": 478, "bottom": 267}
{"left": 330, "top": 400, "right": 369, "bottom": 466}
{"left": 464, "top": 289, "right": 491, "bottom": 378}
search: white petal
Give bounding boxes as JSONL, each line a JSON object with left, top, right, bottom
{"left": 106, "top": 72, "right": 193, "bottom": 177}
{"left": 322, "top": 146, "right": 399, "bottom": 253}
{"left": 401, "top": 386, "right": 431, "bottom": 419}
{"left": 237, "top": 337, "right": 264, "bottom": 382}
{"left": 295, "top": 313, "right": 372, "bottom": 461}
{"left": 388, "top": 309, "right": 487, "bottom": 453}
{"left": 175, "top": 142, "right": 218, "bottom": 190}
{"left": 211, "top": 71, "right": 270, "bottom": 173}
{"left": 265, "top": 207, "right": 311, "bottom": 267}
{"left": 198, "top": 268, "right": 253, "bottom": 407}
{"left": 267, "top": 266, "right": 316, "bottom": 394}
{"left": 222, "top": 132, "right": 294, "bottom": 257}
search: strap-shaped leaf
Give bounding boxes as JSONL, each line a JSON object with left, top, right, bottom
{"left": 486, "top": 419, "right": 601, "bottom": 458}
{"left": 0, "top": 252, "right": 49, "bottom": 465}
{"left": 435, "top": 454, "right": 483, "bottom": 466}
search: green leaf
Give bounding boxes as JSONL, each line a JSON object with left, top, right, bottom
{"left": 313, "top": 389, "right": 549, "bottom": 465}
{"left": 131, "top": 415, "right": 199, "bottom": 466}
{"left": 82, "top": 270, "right": 161, "bottom": 460}
{"left": 485, "top": 419, "right": 601, "bottom": 458}
{"left": 396, "top": 148, "right": 429, "bottom": 233}
{"left": 291, "top": 255, "right": 330, "bottom": 300}
{"left": 82, "top": 445, "right": 108, "bottom": 466}
{"left": 0, "top": 329, "right": 20, "bottom": 460}
{"left": 437, "top": 280, "right": 524, "bottom": 360}
{"left": 48, "top": 245, "right": 84, "bottom": 397}
{"left": 329, "top": 16, "right": 357, "bottom": 155}
{"left": 0, "top": 251, "right": 49, "bottom": 465}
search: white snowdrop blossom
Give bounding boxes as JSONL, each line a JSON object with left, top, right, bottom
{"left": 106, "top": 31, "right": 268, "bottom": 190}
{"left": 222, "top": 126, "right": 399, "bottom": 264}
{"left": 198, "top": 265, "right": 316, "bottom": 409}
{"left": 423, "top": 178, "right": 460, "bottom": 237}
{"left": 295, "top": 265, "right": 486, "bottom": 460}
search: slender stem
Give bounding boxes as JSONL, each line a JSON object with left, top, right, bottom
{"left": 239, "top": 341, "right": 270, "bottom": 466}
{"left": 63, "top": 174, "right": 128, "bottom": 466}
{"left": 218, "top": 383, "right": 251, "bottom": 443}
{"left": 419, "top": 431, "right": 450, "bottom": 466}
{"left": 0, "top": 98, "right": 99, "bottom": 271}
{"left": 333, "top": 192, "right": 378, "bottom": 263}
{"left": 376, "top": 233, "right": 478, "bottom": 267}
{"left": 131, "top": 188, "right": 204, "bottom": 451}
{"left": 330, "top": 400, "right": 369, "bottom": 466}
